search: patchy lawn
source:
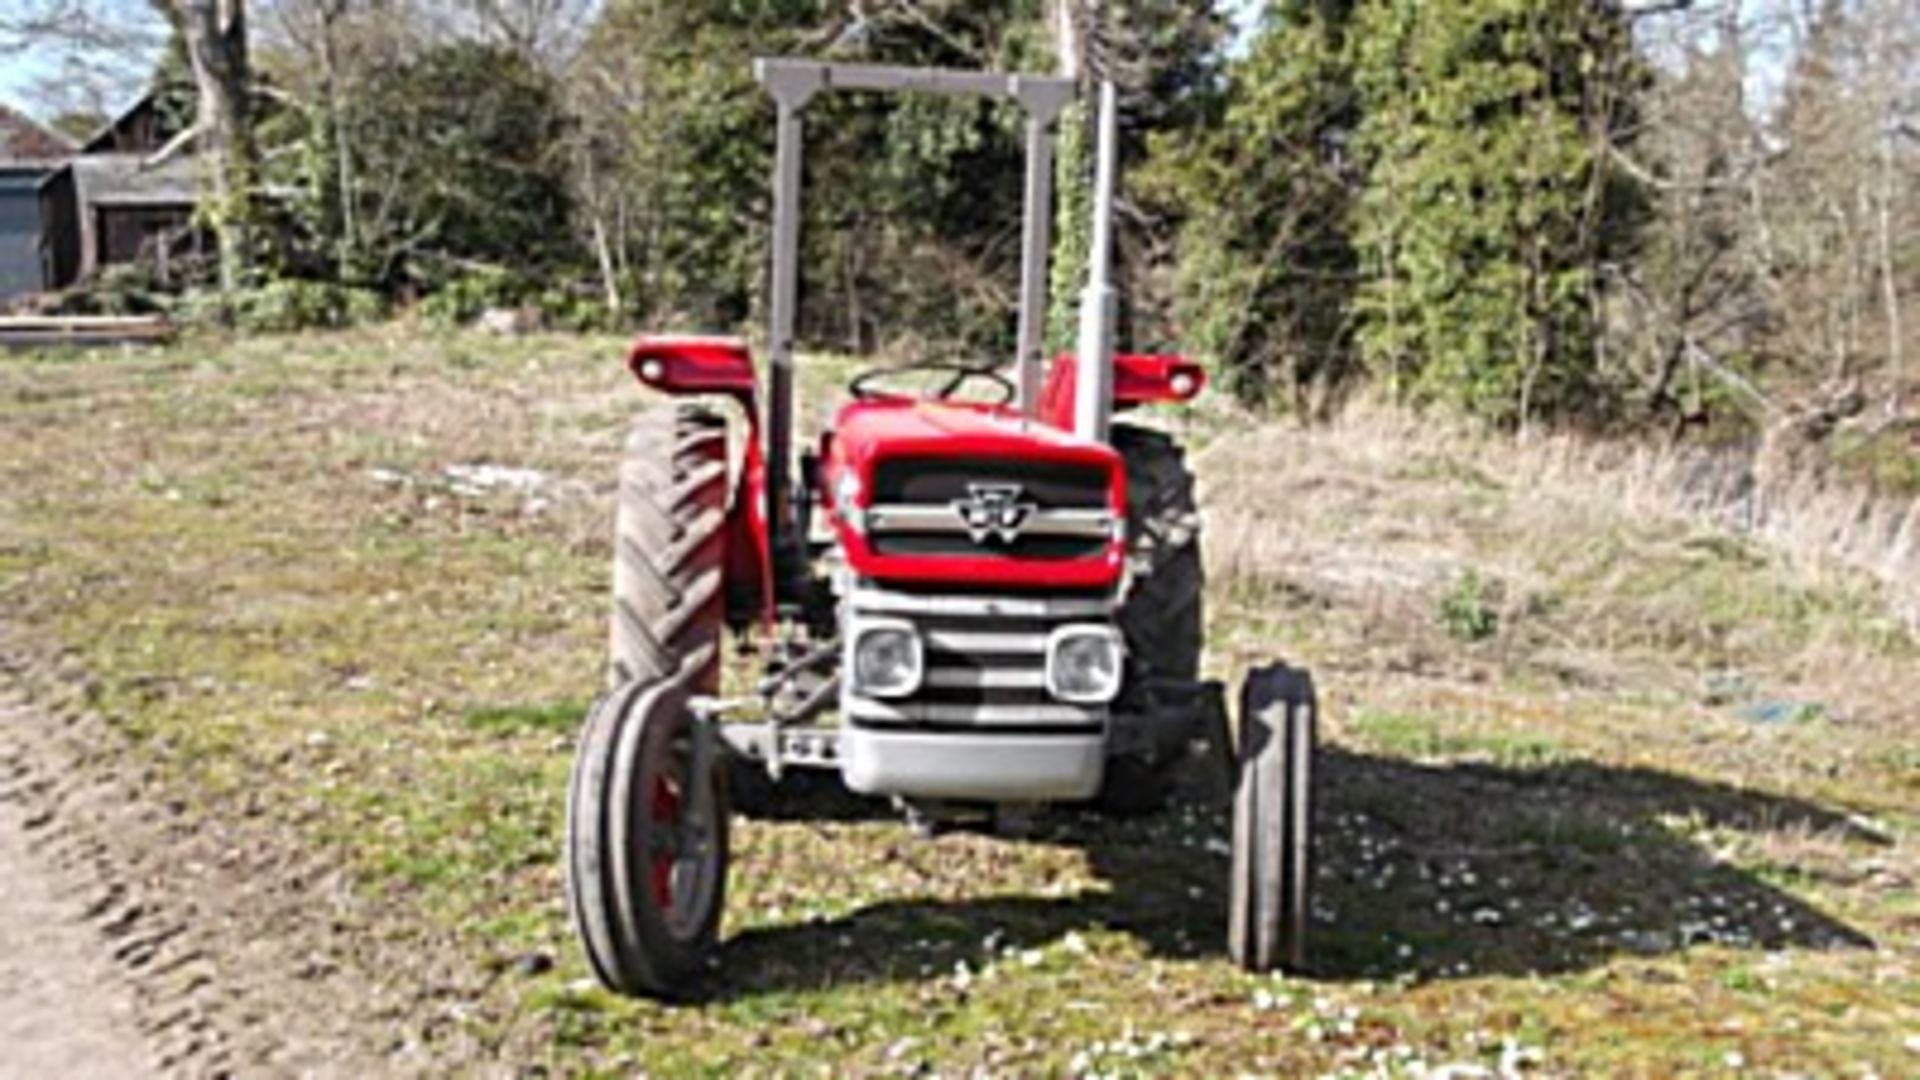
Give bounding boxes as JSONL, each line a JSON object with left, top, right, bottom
{"left": 1, "top": 327, "right": 1914, "bottom": 1076}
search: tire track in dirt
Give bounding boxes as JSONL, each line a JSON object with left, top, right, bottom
{"left": 0, "top": 780, "right": 151, "bottom": 1078}
{"left": 0, "top": 636, "right": 457, "bottom": 1077}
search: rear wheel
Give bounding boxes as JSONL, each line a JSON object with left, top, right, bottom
{"left": 610, "top": 406, "right": 727, "bottom": 692}
{"left": 566, "top": 672, "right": 730, "bottom": 997}
{"left": 1100, "top": 423, "right": 1204, "bottom": 813}
{"left": 1228, "top": 663, "right": 1315, "bottom": 973}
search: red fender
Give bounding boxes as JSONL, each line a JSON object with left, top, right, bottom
{"left": 1036, "top": 352, "right": 1206, "bottom": 431}
{"left": 627, "top": 335, "right": 758, "bottom": 411}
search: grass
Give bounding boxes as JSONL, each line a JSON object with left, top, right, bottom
{"left": 2, "top": 326, "right": 1917, "bottom": 1075}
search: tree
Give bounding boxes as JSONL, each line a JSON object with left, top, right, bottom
{"left": 1611, "top": 0, "right": 1918, "bottom": 439}
{"left": 149, "top": 0, "right": 259, "bottom": 294}
{"left": 0, "top": 0, "right": 258, "bottom": 293}
{"left": 346, "top": 41, "right": 576, "bottom": 283}
{"left": 574, "top": 0, "right": 1062, "bottom": 345}
{"left": 1602, "top": 2, "right": 1771, "bottom": 430}
{"left": 1047, "top": 0, "right": 1228, "bottom": 352}
{"left": 1161, "top": 0, "right": 1360, "bottom": 411}
{"left": 1349, "top": 0, "right": 1643, "bottom": 426}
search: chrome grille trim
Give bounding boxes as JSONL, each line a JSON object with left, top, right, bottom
{"left": 866, "top": 504, "right": 1113, "bottom": 538}
{"left": 853, "top": 588, "right": 1115, "bottom": 619}
{"left": 922, "top": 629, "right": 1049, "bottom": 654}
{"left": 924, "top": 667, "right": 1048, "bottom": 689}
{"left": 845, "top": 699, "right": 1103, "bottom": 726}
{"left": 843, "top": 582, "right": 1114, "bottom": 730}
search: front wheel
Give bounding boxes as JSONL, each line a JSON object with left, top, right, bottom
{"left": 566, "top": 668, "right": 730, "bottom": 997}
{"left": 1228, "top": 663, "right": 1315, "bottom": 973}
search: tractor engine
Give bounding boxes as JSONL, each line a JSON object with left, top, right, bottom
{"left": 819, "top": 398, "right": 1129, "bottom": 802}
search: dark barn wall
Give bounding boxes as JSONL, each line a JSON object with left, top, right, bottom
{"left": 37, "top": 168, "right": 79, "bottom": 290}
{"left": 96, "top": 205, "right": 195, "bottom": 269}
{"left": 0, "top": 168, "right": 48, "bottom": 300}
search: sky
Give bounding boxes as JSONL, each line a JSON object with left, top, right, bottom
{"left": 0, "top": 0, "right": 1793, "bottom": 126}
{"left": 0, "top": 0, "right": 164, "bottom": 122}
{"left": 1, "top": 0, "right": 1266, "bottom": 122}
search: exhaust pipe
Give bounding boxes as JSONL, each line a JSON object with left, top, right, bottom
{"left": 1072, "top": 80, "right": 1119, "bottom": 445}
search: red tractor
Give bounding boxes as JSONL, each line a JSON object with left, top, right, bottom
{"left": 565, "top": 58, "right": 1317, "bottom": 998}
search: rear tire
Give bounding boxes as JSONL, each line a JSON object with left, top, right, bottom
{"left": 566, "top": 671, "right": 730, "bottom": 998}
{"left": 1099, "top": 424, "right": 1204, "bottom": 814}
{"left": 1228, "top": 663, "right": 1315, "bottom": 974}
{"left": 610, "top": 406, "right": 727, "bottom": 693}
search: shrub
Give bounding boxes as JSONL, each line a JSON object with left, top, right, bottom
{"left": 178, "top": 280, "right": 387, "bottom": 333}
{"left": 1438, "top": 569, "right": 1501, "bottom": 643}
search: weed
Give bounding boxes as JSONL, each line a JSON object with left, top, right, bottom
{"left": 462, "top": 700, "right": 589, "bottom": 736}
{"left": 1439, "top": 569, "right": 1501, "bottom": 642}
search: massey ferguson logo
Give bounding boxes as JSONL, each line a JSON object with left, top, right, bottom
{"left": 953, "top": 483, "right": 1037, "bottom": 544}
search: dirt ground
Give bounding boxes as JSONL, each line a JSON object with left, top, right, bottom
{"left": 0, "top": 775, "right": 150, "bottom": 1079}
{"left": 0, "top": 642, "right": 427, "bottom": 1078}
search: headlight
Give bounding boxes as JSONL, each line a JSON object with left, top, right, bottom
{"left": 850, "top": 619, "right": 923, "bottom": 698}
{"left": 1046, "top": 625, "right": 1124, "bottom": 703}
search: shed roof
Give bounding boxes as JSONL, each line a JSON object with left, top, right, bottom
{"left": 56, "top": 152, "right": 201, "bottom": 208}
{"left": 0, "top": 103, "right": 75, "bottom": 165}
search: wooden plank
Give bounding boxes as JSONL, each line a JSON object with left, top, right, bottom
{"left": 0, "top": 315, "right": 173, "bottom": 330}
{"left": 0, "top": 314, "right": 175, "bottom": 349}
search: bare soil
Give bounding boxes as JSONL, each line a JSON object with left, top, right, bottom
{"left": 0, "top": 781, "right": 150, "bottom": 1079}
{"left": 0, "top": 638, "right": 439, "bottom": 1078}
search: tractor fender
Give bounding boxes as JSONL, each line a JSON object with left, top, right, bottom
{"left": 1036, "top": 352, "right": 1206, "bottom": 430}
{"left": 628, "top": 335, "right": 759, "bottom": 411}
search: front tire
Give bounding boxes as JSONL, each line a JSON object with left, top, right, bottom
{"left": 566, "top": 671, "right": 730, "bottom": 998}
{"left": 1228, "top": 663, "right": 1315, "bottom": 974}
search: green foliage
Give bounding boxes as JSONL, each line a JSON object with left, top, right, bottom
{"left": 416, "top": 267, "right": 528, "bottom": 328}
{"left": 179, "top": 280, "right": 387, "bottom": 333}
{"left": 1163, "top": 0, "right": 1360, "bottom": 411}
{"left": 1049, "top": 100, "right": 1092, "bottom": 353}
{"left": 44, "top": 265, "right": 175, "bottom": 317}
{"left": 1832, "top": 426, "right": 1920, "bottom": 498}
{"left": 581, "top": 1, "right": 1215, "bottom": 354}
{"left": 580, "top": 0, "right": 1065, "bottom": 348}
{"left": 346, "top": 43, "right": 577, "bottom": 284}
{"left": 1169, "top": 0, "right": 1642, "bottom": 422}
{"left": 1349, "top": 0, "right": 1638, "bottom": 424}
{"left": 1438, "top": 568, "right": 1501, "bottom": 642}
{"left": 1050, "top": 3, "right": 1230, "bottom": 353}
{"left": 149, "top": 29, "right": 199, "bottom": 146}
{"left": 415, "top": 267, "right": 614, "bottom": 332}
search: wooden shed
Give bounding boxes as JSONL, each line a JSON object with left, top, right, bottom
{"left": 39, "top": 152, "right": 204, "bottom": 289}
{"left": 34, "top": 93, "right": 206, "bottom": 291}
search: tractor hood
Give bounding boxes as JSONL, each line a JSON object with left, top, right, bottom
{"left": 819, "top": 400, "right": 1126, "bottom": 589}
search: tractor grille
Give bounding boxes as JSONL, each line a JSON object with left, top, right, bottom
{"left": 866, "top": 456, "right": 1113, "bottom": 560}
{"left": 871, "top": 457, "right": 1108, "bottom": 509}
{"left": 842, "top": 584, "right": 1113, "bottom": 734}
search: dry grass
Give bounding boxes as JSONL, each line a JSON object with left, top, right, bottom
{"left": 1200, "top": 405, "right": 1920, "bottom": 631}
{"left": 1197, "top": 404, "right": 1920, "bottom": 723}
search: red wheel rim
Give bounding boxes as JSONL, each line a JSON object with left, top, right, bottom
{"left": 649, "top": 774, "right": 681, "bottom": 914}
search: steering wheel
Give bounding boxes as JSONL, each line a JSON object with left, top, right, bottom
{"left": 848, "top": 361, "right": 1016, "bottom": 405}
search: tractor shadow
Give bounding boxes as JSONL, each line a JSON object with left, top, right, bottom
{"left": 708, "top": 746, "right": 1879, "bottom": 1000}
